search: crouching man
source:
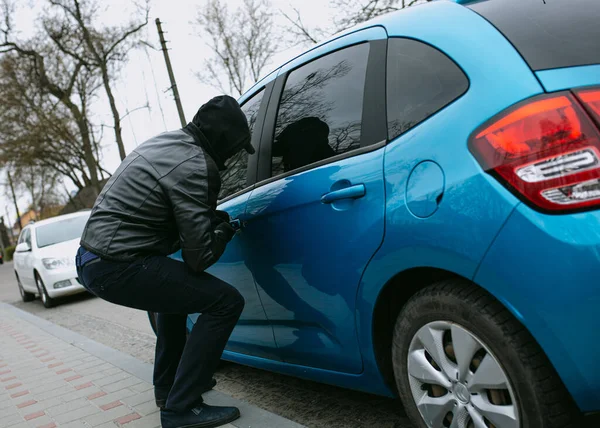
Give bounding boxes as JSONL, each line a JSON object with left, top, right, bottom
{"left": 76, "top": 96, "right": 252, "bottom": 428}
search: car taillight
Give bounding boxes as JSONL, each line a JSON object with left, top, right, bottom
{"left": 469, "top": 88, "right": 600, "bottom": 212}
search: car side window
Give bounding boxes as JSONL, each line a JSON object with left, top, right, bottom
{"left": 19, "top": 228, "right": 31, "bottom": 247}
{"left": 271, "top": 43, "right": 370, "bottom": 177}
{"left": 219, "top": 89, "right": 265, "bottom": 200}
{"left": 387, "top": 38, "right": 468, "bottom": 140}
{"left": 17, "top": 229, "right": 24, "bottom": 245}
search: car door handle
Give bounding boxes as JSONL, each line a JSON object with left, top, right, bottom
{"left": 321, "top": 184, "right": 366, "bottom": 204}
{"left": 229, "top": 219, "right": 246, "bottom": 231}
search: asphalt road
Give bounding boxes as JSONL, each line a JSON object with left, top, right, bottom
{"left": 0, "top": 262, "right": 413, "bottom": 428}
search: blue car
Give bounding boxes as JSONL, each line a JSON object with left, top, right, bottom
{"left": 152, "top": 0, "right": 600, "bottom": 426}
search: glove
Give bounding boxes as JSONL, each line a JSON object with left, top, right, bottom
{"left": 214, "top": 221, "right": 236, "bottom": 242}
{"left": 215, "top": 210, "right": 230, "bottom": 223}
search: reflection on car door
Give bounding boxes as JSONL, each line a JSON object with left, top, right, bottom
{"left": 244, "top": 31, "right": 387, "bottom": 374}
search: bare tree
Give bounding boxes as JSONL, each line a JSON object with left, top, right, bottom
{"left": 0, "top": 54, "right": 102, "bottom": 191}
{"left": 11, "top": 163, "right": 65, "bottom": 219}
{"left": 44, "top": 0, "right": 149, "bottom": 161}
{"left": 195, "top": 0, "right": 279, "bottom": 96}
{"left": 283, "top": 0, "right": 432, "bottom": 46}
{"left": 0, "top": 1, "right": 103, "bottom": 193}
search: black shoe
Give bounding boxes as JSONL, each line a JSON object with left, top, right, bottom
{"left": 160, "top": 403, "right": 240, "bottom": 428}
{"left": 156, "top": 378, "right": 217, "bottom": 409}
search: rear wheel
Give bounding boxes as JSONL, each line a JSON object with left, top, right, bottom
{"left": 35, "top": 274, "right": 55, "bottom": 308}
{"left": 392, "top": 280, "right": 580, "bottom": 428}
{"left": 16, "top": 273, "right": 35, "bottom": 302}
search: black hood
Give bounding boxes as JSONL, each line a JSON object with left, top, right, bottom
{"left": 186, "top": 95, "right": 253, "bottom": 170}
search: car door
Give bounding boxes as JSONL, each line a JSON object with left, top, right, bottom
{"left": 14, "top": 228, "right": 26, "bottom": 281}
{"left": 184, "top": 86, "right": 279, "bottom": 360}
{"left": 18, "top": 228, "right": 35, "bottom": 289}
{"left": 243, "top": 28, "right": 388, "bottom": 373}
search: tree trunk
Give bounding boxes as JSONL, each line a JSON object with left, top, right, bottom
{"left": 64, "top": 99, "right": 100, "bottom": 194}
{"left": 101, "top": 65, "right": 126, "bottom": 160}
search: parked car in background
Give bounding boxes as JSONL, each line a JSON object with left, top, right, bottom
{"left": 145, "top": 0, "right": 600, "bottom": 426}
{"left": 13, "top": 211, "right": 90, "bottom": 308}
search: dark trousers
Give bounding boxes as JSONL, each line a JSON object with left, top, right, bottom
{"left": 76, "top": 249, "right": 244, "bottom": 411}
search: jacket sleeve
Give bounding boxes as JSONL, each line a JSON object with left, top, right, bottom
{"left": 168, "top": 164, "right": 233, "bottom": 273}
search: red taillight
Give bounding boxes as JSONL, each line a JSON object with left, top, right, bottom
{"left": 577, "top": 88, "right": 600, "bottom": 123}
{"left": 469, "top": 89, "right": 600, "bottom": 212}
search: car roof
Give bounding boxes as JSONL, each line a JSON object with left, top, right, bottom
{"left": 240, "top": 0, "right": 456, "bottom": 102}
{"left": 26, "top": 210, "right": 90, "bottom": 229}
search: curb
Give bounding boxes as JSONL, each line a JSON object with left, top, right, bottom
{"left": 0, "top": 301, "right": 305, "bottom": 428}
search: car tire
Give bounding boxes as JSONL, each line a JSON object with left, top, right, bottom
{"left": 35, "top": 273, "right": 55, "bottom": 309}
{"left": 16, "top": 273, "right": 35, "bottom": 302}
{"left": 392, "top": 280, "right": 581, "bottom": 428}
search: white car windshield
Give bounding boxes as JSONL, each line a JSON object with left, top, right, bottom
{"left": 35, "top": 215, "right": 88, "bottom": 248}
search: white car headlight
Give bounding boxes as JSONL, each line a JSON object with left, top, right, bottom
{"left": 42, "top": 258, "right": 74, "bottom": 270}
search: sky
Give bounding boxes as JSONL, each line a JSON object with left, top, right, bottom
{"left": 2, "top": 0, "right": 337, "bottom": 231}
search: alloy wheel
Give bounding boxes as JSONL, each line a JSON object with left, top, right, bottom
{"left": 407, "top": 321, "right": 519, "bottom": 428}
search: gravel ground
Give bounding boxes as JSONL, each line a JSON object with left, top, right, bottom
{"left": 1, "top": 262, "right": 413, "bottom": 428}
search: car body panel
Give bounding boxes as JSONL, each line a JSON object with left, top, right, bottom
{"left": 182, "top": 0, "right": 600, "bottom": 412}
{"left": 536, "top": 64, "right": 600, "bottom": 93}
{"left": 357, "top": 0, "right": 545, "bottom": 395}
{"left": 174, "top": 193, "right": 280, "bottom": 360}
{"left": 244, "top": 148, "right": 385, "bottom": 374}
{"left": 475, "top": 205, "right": 600, "bottom": 412}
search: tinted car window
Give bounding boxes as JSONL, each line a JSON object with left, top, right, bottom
{"left": 468, "top": 0, "right": 600, "bottom": 71}
{"left": 387, "top": 38, "right": 468, "bottom": 140}
{"left": 36, "top": 216, "right": 88, "bottom": 248}
{"left": 17, "top": 229, "right": 25, "bottom": 245}
{"left": 272, "top": 43, "right": 370, "bottom": 177}
{"left": 219, "top": 89, "right": 265, "bottom": 200}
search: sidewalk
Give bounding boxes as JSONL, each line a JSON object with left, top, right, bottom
{"left": 0, "top": 302, "right": 304, "bottom": 428}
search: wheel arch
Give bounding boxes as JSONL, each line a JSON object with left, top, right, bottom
{"left": 367, "top": 267, "right": 464, "bottom": 391}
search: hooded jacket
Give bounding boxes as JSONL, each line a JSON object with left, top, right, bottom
{"left": 80, "top": 96, "right": 252, "bottom": 273}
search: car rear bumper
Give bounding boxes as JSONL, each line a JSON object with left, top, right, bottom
{"left": 475, "top": 204, "right": 600, "bottom": 412}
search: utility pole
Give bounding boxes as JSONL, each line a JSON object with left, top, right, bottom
{"left": 155, "top": 18, "right": 186, "bottom": 127}
{"left": 7, "top": 171, "right": 21, "bottom": 231}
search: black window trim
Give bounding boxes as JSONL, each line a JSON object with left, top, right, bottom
{"left": 254, "top": 38, "right": 388, "bottom": 188}
{"left": 386, "top": 36, "right": 471, "bottom": 142}
{"left": 217, "top": 81, "right": 274, "bottom": 205}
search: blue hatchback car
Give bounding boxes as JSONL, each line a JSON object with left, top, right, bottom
{"left": 152, "top": 0, "right": 600, "bottom": 426}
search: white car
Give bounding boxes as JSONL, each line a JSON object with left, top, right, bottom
{"left": 13, "top": 211, "right": 90, "bottom": 308}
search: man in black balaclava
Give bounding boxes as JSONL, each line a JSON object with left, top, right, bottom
{"left": 76, "top": 96, "right": 252, "bottom": 428}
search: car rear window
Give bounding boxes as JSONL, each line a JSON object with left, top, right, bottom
{"left": 468, "top": 0, "right": 600, "bottom": 71}
{"left": 36, "top": 215, "right": 88, "bottom": 248}
{"left": 386, "top": 38, "right": 468, "bottom": 140}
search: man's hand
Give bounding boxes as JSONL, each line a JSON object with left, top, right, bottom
{"left": 215, "top": 210, "right": 230, "bottom": 223}
{"left": 214, "top": 221, "right": 236, "bottom": 242}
